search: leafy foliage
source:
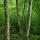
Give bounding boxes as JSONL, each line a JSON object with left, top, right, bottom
{"left": 0, "top": 0, "right": 40, "bottom": 40}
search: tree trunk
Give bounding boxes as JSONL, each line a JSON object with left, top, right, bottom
{"left": 16, "top": 0, "right": 23, "bottom": 40}
{"left": 22, "top": 0, "right": 26, "bottom": 40}
{"left": 4, "top": 0, "right": 10, "bottom": 40}
{"left": 26, "top": 0, "right": 33, "bottom": 40}
{"left": 23, "top": 0, "right": 26, "bottom": 17}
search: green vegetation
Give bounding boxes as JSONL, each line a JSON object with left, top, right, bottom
{"left": 0, "top": 0, "right": 40, "bottom": 40}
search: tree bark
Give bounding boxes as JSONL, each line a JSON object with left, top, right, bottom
{"left": 26, "top": 0, "right": 33, "bottom": 40}
{"left": 22, "top": 0, "right": 26, "bottom": 40}
{"left": 4, "top": 0, "right": 10, "bottom": 40}
{"left": 16, "top": 0, "right": 23, "bottom": 40}
{"left": 23, "top": 0, "right": 26, "bottom": 17}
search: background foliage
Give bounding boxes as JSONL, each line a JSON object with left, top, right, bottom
{"left": 0, "top": 0, "right": 40, "bottom": 40}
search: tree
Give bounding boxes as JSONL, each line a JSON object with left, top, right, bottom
{"left": 16, "top": 0, "right": 24, "bottom": 40}
{"left": 4, "top": 0, "right": 10, "bottom": 40}
{"left": 26, "top": 0, "right": 33, "bottom": 40}
{"left": 22, "top": 0, "right": 26, "bottom": 18}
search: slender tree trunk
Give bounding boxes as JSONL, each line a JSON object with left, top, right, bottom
{"left": 16, "top": 0, "right": 20, "bottom": 32}
{"left": 22, "top": 0, "right": 26, "bottom": 40}
{"left": 23, "top": 0, "right": 26, "bottom": 17}
{"left": 4, "top": 0, "right": 10, "bottom": 40}
{"left": 16, "top": 0, "right": 23, "bottom": 40}
{"left": 26, "top": 0, "right": 33, "bottom": 40}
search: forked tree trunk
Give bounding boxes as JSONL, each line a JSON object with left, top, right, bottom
{"left": 26, "top": 0, "right": 33, "bottom": 40}
{"left": 4, "top": 0, "right": 10, "bottom": 40}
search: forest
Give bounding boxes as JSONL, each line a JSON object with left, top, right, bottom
{"left": 0, "top": 0, "right": 40, "bottom": 40}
